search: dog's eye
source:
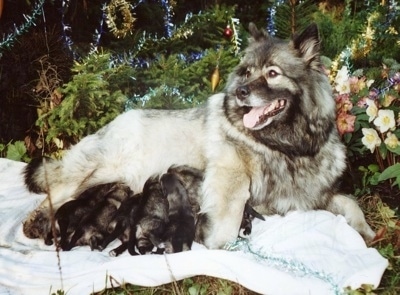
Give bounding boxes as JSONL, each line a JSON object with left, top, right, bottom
{"left": 245, "top": 69, "right": 251, "bottom": 78}
{"left": 268, "top": 69, "right": 279, "bottom": 78}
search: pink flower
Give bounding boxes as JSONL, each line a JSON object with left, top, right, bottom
{"left": 349, "top": 76, "right": 360, "bottom": 93}
{"left": 356, "top": 96, "right": 369, "bottom": 108}
{"left": 335, "top": 93, "right": 353, "bottom": 113}
{"left": 336, "top": 112, "right": 356, "bottom": 136}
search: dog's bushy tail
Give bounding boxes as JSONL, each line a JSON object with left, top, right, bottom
{"left": 24, "top": 157, "right": 61, "bottom": 193}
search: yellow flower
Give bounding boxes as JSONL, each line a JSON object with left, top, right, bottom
{"left": 384, "top": 132, "right": 399, "bottom": 149}
{"left": 362, "top": 128, "right": 382, "bottom": 153}
{"left": 373, "top": 109, "right": 396, "bottom": 133}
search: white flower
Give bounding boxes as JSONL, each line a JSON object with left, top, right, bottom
{"left": 335, "top": 66, "right": 349, "bottom": 84}
{"left": 365, "top": 99, "right": 378, "bottom": 122}
{"left": 373, "top": 109, "right": 396, "bottom": 133}
{"left": 366, "top": 79, "right": 374, "bottom": 88}
{"left": 362, "top": 128, "right": 382, "bottom": 153}
{"left": 334, "top": 66, "right": 350, "bottom": 94}
{"left": 384, "top": 132, "right": 399, "bottom": 149}
{"left": 335, "top": 80, "right": 351, "bottom": 95}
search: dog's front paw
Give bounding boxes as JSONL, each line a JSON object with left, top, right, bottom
{"left": 23, "top": 208, "right": 52, "bottom": 241}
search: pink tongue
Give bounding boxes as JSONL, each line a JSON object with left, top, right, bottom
{"left": 243, "top": 106, "right": 266, "bottom": 128}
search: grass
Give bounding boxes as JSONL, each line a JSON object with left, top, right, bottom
{"left": 95, "top": 276, "right": 259, "bottom": 295}
{"left": 357, "top": 195, "right": 400, "bottom": 295}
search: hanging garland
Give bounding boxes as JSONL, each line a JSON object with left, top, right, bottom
{"left": 104, "top": 0, "right": 136, "bottom": 39}
{"left": 0, "top": 0, "right": 45, "bottom": 54}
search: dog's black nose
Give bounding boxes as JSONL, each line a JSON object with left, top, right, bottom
{"left": 236, "top": 86, "right": 250, "bottom": 100}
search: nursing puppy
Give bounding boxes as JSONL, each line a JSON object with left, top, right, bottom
{"left": 64, "top": 198, "right": 118, "bottom": 251}
{"left": 160, "top": 171, "right": 196, "bottom": 253}
{"left": 164, "top": 164, "right": 264, "bottom": 241}
{"left": 23, "top": 23, "right": 375, "bottom": 249}
{"left": 54, "top": 182, "right": 132, "bottom": 250}
{"left": 128, "top": 176, "right": 169, "bottom": 255}
{"left": 165, "top": 165, "right": 203, "bottom": 220}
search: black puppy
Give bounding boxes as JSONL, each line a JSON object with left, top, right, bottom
{"left": 165, "top": 165, "right": 265, "bottom": 238}
{"left": 55, "top": 182, "right": 132, "bottom": 250}
{"left": 165, "top": 165, "right": 203, "bottom": 219}
{"left": 128, "top": 176, "right": 169, "bottom": 255}
{"left": 64, "top": 199, "right": 118, "bottom": 250}
{"left": 100, "top": 193, "right": 143, "bottom": 256}
{"left": 160, "top": 172, "right": 196, "bottom": 253}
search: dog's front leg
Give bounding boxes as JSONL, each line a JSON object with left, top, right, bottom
{"left": 199, "top": 158, "right": 251, "bottom": 249}
{"left": 327, "top": 194, "right": 376, "bottom": 243}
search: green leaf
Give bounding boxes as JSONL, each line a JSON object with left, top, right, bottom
{"left": 387, "top": 144, "right": 400, "bottom": 155}
{"left": 378, "top": 163, "right": 400, "bottom": 187}
{"left": 367, "top": 164, "right": 380, "bottom": 173}
{"left": 370, "top": 172, "right": 381, "bottom": 186}
{"left": 188, "top": 285, "right": 201, "bottom": 295}
{"left": 378, "top": 143, "right": 388, "bottom": 160}
{"left": 6, "top": 141, "right": 27, "bottom": 161}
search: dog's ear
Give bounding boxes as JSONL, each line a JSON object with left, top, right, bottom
{"left": 292, "top": 23, "right": 321, "bottom": 70}
{"left": 248, "top": 22, "right": 268, "bottom": 42}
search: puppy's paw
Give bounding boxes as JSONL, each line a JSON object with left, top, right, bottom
{"left": 23, "top": 208, "right": 52, "bottom": 240}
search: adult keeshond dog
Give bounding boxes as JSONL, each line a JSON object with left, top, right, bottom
{"left": 23, "top": 23, "right": 375, "bottom": 249}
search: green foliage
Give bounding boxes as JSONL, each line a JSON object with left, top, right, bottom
{"left": 363, "top": 5, "right": 400, "bottom": 67}
{"left": 184, "top": 278, "right": 210, "bottom": 295}
{"left": 0, "top": 141, "right": 30, "bottom": 162}
{"left": 36, "top": 52, "right": 135, "bottom": 150}
{"left": 127, "top": 47, "right": 240, "bottom": 109}
{"left": 314, "top": 8, "right": 365, "bottom": 59}
{"left": 21, "top": 4, "right": 243, "bottom": 156}
{"left": 123, "top": 5, "right": 242, "bottom": 110}
{"left": 316, "top": 2, "right": 400, "bottom": 66}
{"left": 379, "top": 164, "right": 400, "bottom": 189}
{"left": 333, "top": 62, "right": 400, "bottom": 196}
{"left": 126, "top": 5, "right": 240, "bottom": 58}
{"left": 274, "top": 0, "right": 318, "bottom": 39}
{"left": 357, "top": 164, "right": 381, "bottom": 196}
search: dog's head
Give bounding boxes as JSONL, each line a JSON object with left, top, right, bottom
{"left": 225, "top": 23, "right": 336, "bottom": 156}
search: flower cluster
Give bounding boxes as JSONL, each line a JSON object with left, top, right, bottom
{"left": 333, "top": 65, "right": 400, "bottom": 175}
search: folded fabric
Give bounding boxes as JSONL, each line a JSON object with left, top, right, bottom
{"left": 0, "top": 158, "right": 388, "bottom": 295}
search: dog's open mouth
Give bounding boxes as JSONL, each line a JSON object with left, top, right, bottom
{"left": 243, "top": 99, "right": 286, "bottom": 129}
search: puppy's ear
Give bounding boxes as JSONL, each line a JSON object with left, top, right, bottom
{"left": 292, "top": 23, "right": 321, "bottom": 70}
{"left": 248, "top": 22, "right": 268, "bottom": 42}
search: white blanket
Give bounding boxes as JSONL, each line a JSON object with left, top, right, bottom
{"left": 0, "top": 158, "right": 388, "bottom": 295}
